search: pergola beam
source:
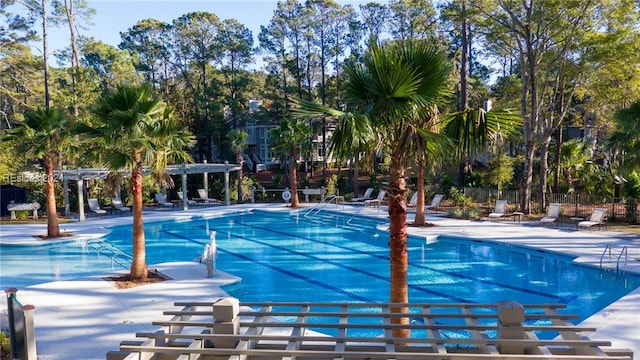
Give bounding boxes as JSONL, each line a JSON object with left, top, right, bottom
{"left": 61, "top": 162, "right": 240, "bottom": 221}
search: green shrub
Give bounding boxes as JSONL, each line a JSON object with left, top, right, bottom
{"left": 15, "top": 210, "right": 29, "bottom": 220}
{"left": 448, "top": 187, "right": 472, "bottom": 208}
{"left": 1, "top": 330, "right": 9, "bottom": 358}
{"left": 464, "top": 207, "right": 481, "bottom": 219}
{"left": 272, "top": 173, "right": 282, "bottom": 186}
{"left": 326, "top": 175, "right": 337, "bottom": 196}
{"left": 299, "top": 177, "right": 311, "bottom": 189}
{"left": 368, "top": 173, "right": 378, "bottom": 188}
{"left": 448, "top": 208, "right": 464, "bottom": 218}
{"left": 336, "top": 172, "right": 348, "bottom": 195}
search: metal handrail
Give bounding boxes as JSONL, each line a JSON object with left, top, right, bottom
{"left": 304, "top": 195, "right": 343, "bottom": 217}
{"left": 85, "top": 240, "right": 132, "bottom": 269}
{"left": 599, "top": 243, "right": 611, "bottom": 269}
{"left": 616, "top": 246, "right": 628, "bottom": 272}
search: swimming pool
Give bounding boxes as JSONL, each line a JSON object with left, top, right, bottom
{"left": 2, "top": 209, "right": 639, "bottom": 328}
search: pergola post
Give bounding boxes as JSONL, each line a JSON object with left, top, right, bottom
{"left": 77, "top": 167, "right": 85, "bottom": 222}
{"left": 203, "top": 159, "right": 209, "bottom": 195}
{"left": 181, "top": 163, "right": 188, "bottom": 210}
{"left": 63, "top": 165, "right": 70, "bottom": 217}
{"left": 224, "top": 161, "right": 230, "bottom": 206}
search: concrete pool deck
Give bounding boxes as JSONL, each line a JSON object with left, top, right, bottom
{"left": 0, "top": 203, "right": 639, "bottom": 359}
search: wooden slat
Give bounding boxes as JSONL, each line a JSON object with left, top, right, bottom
{"left": 132, "top": 333, "right": 612, "bottom": 347}
{"left": 116, "top": 301, "right": 625, "bottom": 360}
{"left": 162, "top": 309, "right": 579, "bottom": 320}
{"left": 118, "top": 345, "right": 632, "bottom": 359}
{"left": 462, "top": 306, "right": 500, "bottom": 355}
{"left": 151, "top": 319, "right": 595, "bottom": 333}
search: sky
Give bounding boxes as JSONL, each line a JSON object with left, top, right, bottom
{"left": 39, "top": 0, "right": 370, "bottom": 70}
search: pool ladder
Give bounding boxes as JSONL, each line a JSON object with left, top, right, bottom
{"left": 599, "top": 243, "right": 628, "bottom": 272}
{"left": 83, "top": 239, "right": 132, "bottom": 269}
{"left": 303, "top": 195, "right": 344, "bottom": 217}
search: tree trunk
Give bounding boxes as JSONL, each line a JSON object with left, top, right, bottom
{"left": 130, "top": 152, "right": 148, "bottom": 281}
{"left": 237, "top": 151, "right": 244, "bottom": 203}
{"left": 413, "top": 158, "right": 426, "bottom": 226}
{"left": 539, "top": 135, "right": 552, "bottom": 211}
{"left": 388, "top": 160, "right": 409, "bottom": 339}
{"left": 64, "top": 0, "right": 80, "bottom": 118}
{"left": 45, "top": 160, "right": 59, "bottom": 237}
{"left": 42, "top": 0, "right": 51, "bottom": 109}
{"left": 553, "top": 128, "right": 562, "bottom": 192}
{"left": 290, "top": 150, "right": 300, "bottom": 208}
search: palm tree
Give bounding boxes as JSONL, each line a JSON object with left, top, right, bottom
{"left": 80, "top": 84, "right": 193, "bottom": 281}
{"left": 269, "top": 117, "right": 312, "bottom": 208}
{"left": 609, "top": 101, "right": 640, "bottom": 172}
{"left": 293, "top": 39, "right": 451, "bottom": 337}
{"left": 406, "top": 105, "right": 452, "bottom": 226}
{"left": 229, "top": 129, "right": 248, "bottom": 202}
{"left": 4, "top": 107, "right": 73, "bottom": 238}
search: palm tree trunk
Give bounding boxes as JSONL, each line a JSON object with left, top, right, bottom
{"left": 290, "top": 150, "right": 299, "bottom": 207}
{"left": 130, "top": 153, "right": 148, "bottom": 281}
{"left": 388, "top": 160, "right": 409, "bottom": 339}
{"left": 414, "top": 157, "right": 426, "bottom": 226}
{"left": 45, "top": 160, "right": 59, "bottom": 237}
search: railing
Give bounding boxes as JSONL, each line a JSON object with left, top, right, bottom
{"left": 83, "top": 239, "right": 132, "bottom": 270}
{"left": 462, "top": 187, "right": 639, "bottom": 222}
{"left": 4, "top": 288, "right": 37, "bottom": 360}
{"left": 250, "top": 187, "right": 330, "bottom": 204}
{"left": 617, "top": 246, "right": 628, "bottom": 272}
{"left": 600, "top": 243, "right": 612, "bottom": 269}
{"left": 109, "top": 297, "right": 634, "bottom": 359}
{"left": 303, "top": 194, "right": 344, "bottom": 217}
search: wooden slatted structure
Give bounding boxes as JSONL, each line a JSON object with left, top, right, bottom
{"left": 107, "top": 298, "right": 633, "bottom": 360}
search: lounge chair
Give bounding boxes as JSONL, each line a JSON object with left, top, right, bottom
{"left": 425, "top": 194, "right": 444, "bottom": 213}
{"left": 111, "top": 197, "right": 131, "bottom": 214}
{"left": 351, "top": 188, "right": 374, "bottom": 202}
{"left": 407, "top": 192, "right": 418, "bottom": 207}
{"left": 88, "top": 198, "right": 107, "bottom": 215}
{"left": 488, "top": 199, "right": 507, "bottom": 220}
{"left": 408, "top": 193, "right": 444, "bottom": 213}
{"left": 540, "top": 203, "right": 561, "bottom": 226}
{"left": 154, "top": 193, "right": 174, "bottom": 208}
{"left": 363, "top": 190, "right": 386, "bottom": 207}
{"left": 177, "top": 191, "right": 197, "bottom": 206}
{"left": 577, "top": 208, "right": 607, "bottom": 230}
{"left": 197, "top": 189, "right": 217, "bottom": 203}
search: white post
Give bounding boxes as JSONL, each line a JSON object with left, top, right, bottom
{"left": 181, "top": 163, "right": 188, "bottom": 211}
{"left": 224, "top": 161, "right": 230, "bottom": 206}
{"left": 203, "top": 159, "right": 208, "bottom": 197}
{"left": 63, "top": 166, "right": 70, "bottom": 217}
{"left": 207, "top": 231, "right": 217, "bottom": 278}
{"left": 77, "top": 167, "right": 85, "bottom": 222}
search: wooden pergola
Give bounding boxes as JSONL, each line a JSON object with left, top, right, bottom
{"left": 108, "top": 298, "right": 633, "bottom": 360}
{"left": 61, "top": 162, "right": 241, "bottom": 221}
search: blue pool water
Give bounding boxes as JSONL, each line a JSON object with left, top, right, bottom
{"left": 2, "top": 210, "right": 639, "bottom": 329}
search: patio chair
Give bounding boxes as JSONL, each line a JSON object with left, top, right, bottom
{"left": 407, "top": 192, "right": 418, "bottom": 206}
{"left": 154, "top": 193, "right": 174, "bottom": 208}
{"left": 88, "top": 198, "right": 107, "bottom": 216}
{"left": 488, "top": 199, "right": 507, "bottom": 220}
{"left": 408, "top": 193, "right": 444, "bottom": 212}
{"left": 351, "top": 188, "right": 374, "bottom": 202}
{"left": 425, "top": 194, "right": 444, "bottom": 213}
{"left": 177, "top": 191, "right": 197, "bottom": 206}
{"left": 363, "top": 189, "right": 386, "bottom": 208}
{"left": 197, "top": 189, "right": 217, "bottom": 203}
{"left": 111, "top": 197, "right": 131, "bottom": 214}
{"left": 539, "top": 203, "right": 561, "bottom": 226}
{"left": 577, "top": 208, "right": 607, "bottom": 230}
